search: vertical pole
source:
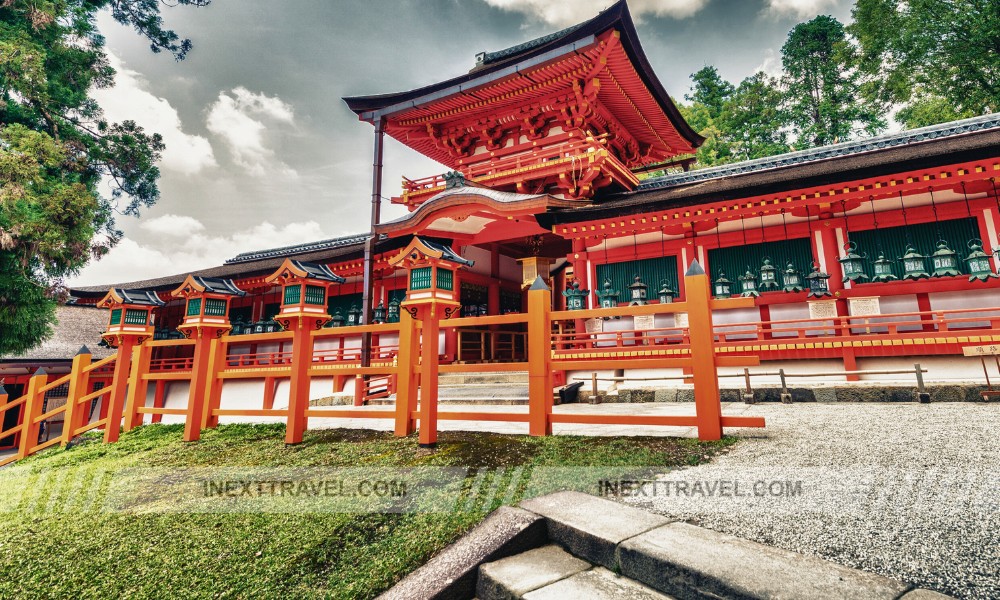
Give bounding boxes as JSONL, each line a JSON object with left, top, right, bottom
{"left": 285, "top": 319, "right": 313, "bottom": 444}
{"left": 62, "top": 349, "right": 93, "bottom": 445}
{"left": 394, "top": 309, "right": 419, "bottom": 436}
{"left": 418, "top": 311, "right": 440, "bottom": 446}
{"left": 17, "top": 371, "right": 46, "bottom": 460}
{"left": 843, "top": 349, "right": 859, "bottom": 382}
{"left": 527, "top": 277, "right": 553, "bottom": 436}
{"left": 183, "top": 332, "right": 213, "bottom": 442}
{"left": 263, "top": 377, "right": 276, "bottom": 410}
{"left": 122, "top": 343, "right": 152, "bottom": 432}
{"left": 361, "top": 116, "right": 386, "bottom": 370}
{"left": 152, "top": 380, "right": 166, "bottom": 424}
{"left": 684, "top": 261, "right": 723, "bottom": 441}
{"left": 104, "top": 338, "right": 135, "bottom": 444}
{"left": 202, "top": 338, "right": 225, "bottom": 429}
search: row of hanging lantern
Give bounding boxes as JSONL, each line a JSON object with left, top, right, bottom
{"left": 837, "top": 184, "right": 1000, "bottom": 284}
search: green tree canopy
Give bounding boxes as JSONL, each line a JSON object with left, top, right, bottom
{"left": 0, "top": 0, "right": 208, "bottom": 355}
{"left": 718, "top": 72, "right": 789, "bottom": 161}
{"left": 780, "top": 15, "right": 886, "bottom": 148}
{"left": 850, "top": 0, "right": 999, "bottom": 124}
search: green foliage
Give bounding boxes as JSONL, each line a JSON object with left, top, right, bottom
{"left": 895, "top": 94, "right": 976, "bottom": 129}
{"left": 850, "top": 0, "right": 999, "bottom": 120}
{"left": 0, "top": 424, "right": 735, "bottom": 598}
{"left": 719, "top": 73, "right": 789, "bottom": 161}
{"left": 780, "top": 15, "right": 885, "bottom": 148}
{"left": 0, "top": 0, "right": 207, "bottom": 355}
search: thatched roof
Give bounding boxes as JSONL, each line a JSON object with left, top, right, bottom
{"left": 1, "top": 305, "right": 113, "bottom": 361}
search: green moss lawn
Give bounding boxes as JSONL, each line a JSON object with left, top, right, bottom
{"left": 0, "top": 424, "right": 735, "bottom": 599}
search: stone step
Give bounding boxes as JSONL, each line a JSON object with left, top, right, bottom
{"left": 476, "top": 545, "right": 589, "bottom": 600}
{"left": 438, "top": 372, "right": 529, "bottom": 385}
{"left": 523, "top": 567, "right": 674, "bottom": 600}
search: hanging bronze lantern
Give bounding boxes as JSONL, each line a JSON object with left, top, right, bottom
{"left": 759, "top": 257, "right": 780, "bottom": 291}
{"left": 594, "top": 278, "right": 621, "bottom": 320}
{"left": 739, "top": 268, "right": 759, "bottom": 297}
{"left": 838, "top": 241, "right": 869, "bottom": 283}
{"left": 871, "top": 254, "right": 897, "bottom": 283}
{"left": 657, "top": 279, "right": 675, "bottom": 304}
{"left": 964, "top": 239, "right": 998, "bottom": 282}
{"left": 930, "top": 240, "right": 961, "bottom": 277}
{"left": 713, "top": 270, "right": 733, "bottom": 298}
{"left": 628, "top": 274, "right": 649, "bottom": 306}
{"left": 372, "top": 299, "right": 387, "bottom": 324}
{"left": 805, "top": 263, "right": 832, "bottom": 297}
{"left": 782, "top": 263, "right": 805, "bottom": 293}
{"left": 900, "top": 245, "right": 930, "bottom": 280}
{"left": 347, "top": 304, "right": 362, "bottom": 325}
{"left": 387, "top": 297, "right": 400, "bottom": 323}
{"left": 562, "top": 280, "right": 589, "bottom": 310}
{"left": 329, "top": 309, "right": 345, "bottom": 327}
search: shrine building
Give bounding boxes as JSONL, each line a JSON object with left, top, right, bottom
{"left": 6, "top": 0, "right": 1000, "bottom": 421}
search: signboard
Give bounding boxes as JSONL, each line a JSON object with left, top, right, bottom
{"left": 633, "top": 314, "right": 656, "bottom": 331}
{"left": 849, "top": 296, "right": 881, "bottom": 317}
{"left": 585, "top": 318, "right": 604, "bottom": 334}
{"left": 962, "top": 344, "right": 1000, "bottom": 357}
{"left": 674, "top": 312, "right": 689, "bottom": 328}
{"left": 808, "top": 300, "right": 838, "bottom": 320}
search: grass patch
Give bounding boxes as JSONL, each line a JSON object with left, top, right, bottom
{"left": 0, "top": 424, "right": 735, "bottom": 599}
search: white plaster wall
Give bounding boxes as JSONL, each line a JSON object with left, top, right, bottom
{"left": 712, "top": 307, "right": 760, "bottom": 340}
{"left": 566, "top": 369, "right": 619, "bottom": 392}
{"left": 856, "top": 356, "right": 986, "bottom": 383}
{"left": 930, "top": 289, "right": 1000, "bottom": 328}
{"left": 619, "top": 368, "right": 688, "bottom": 389}
{"left": 160, "top": 381, "right": 190, "bottom": 425}
{"left": 463, "top": 246, "right": 492, "bottom": 277}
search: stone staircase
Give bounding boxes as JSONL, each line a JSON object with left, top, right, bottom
{"left": 370, "top": 371, "right": 534, "bottom": 406}
{"left": 379, "top": 491, "right": 953, "bottom": 600}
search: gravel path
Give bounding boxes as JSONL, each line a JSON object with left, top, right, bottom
{"left": 620, "top": 403, "right": 1000, "bottom": 599}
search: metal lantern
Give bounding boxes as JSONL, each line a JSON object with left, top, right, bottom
{"left": 347, "top": 304, "right": 362, "bottom": 326}
{"left": 782, "top": 263, "right": 805, "bottom": 293}
{"left": 805, "top": 263, "right": 832, "bottom": 297}
{"left": 871, "top": 254, "right": 897, "bottom": 283}
{"left": 387, "top": 297, "right": 400, "bottom": 323}
{"left": 759, "top": 257, "right": 780, "bottom": 291}
{"left": 900, "top": 244, "right": 930, "bottom": 280}
{"left": 329, "top": 308, "right": 345, "bottom": 327}
{"left": 594, "top": 278, "right": 621, "bottom": 320}
{"left": 838, "top": 241, "right": 869, "bottom": 283}
{"left": 263, "top": 319, "right": 279, "bottom": 333}
{"left": 739, "top": 269, "right": 759, "bottom": 297}
{"left": 930, "top": 240, "right": 961, "bottom": 277}
{"left": 562, "top": 280, "right": 589, "bottom": 310}
{"left": 372, "top": 299, "right": 387, "bottom": 324}
{"left": 628, "top": 274, "right": 648, "bottom": 306}
{"left": 713, "top": 270, "right": 733, "bottom": 298}
{"left": 657, "top": 279, "right": 675, "bottom": 304}
{"left": 964, "top": 239, "right": 998, "bottom": 282}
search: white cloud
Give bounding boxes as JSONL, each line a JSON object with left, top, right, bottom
{"left": 765, "top": 0, "right": 840, "bottom": 19}
{"left": 754, "top": 48, "right": 782, "bottom": 78}
{"left": 92, "top": 53, "right": 217, "bottom": 175}
{"left": 482, "top": 0, "right": 709, "bottom": 27}
{"left": 206, "top": 87, "right": 296, "bottom": 177}
{"left": 139, "top": 214, "right": 207, "bottom": 237}
{"left": 68, "top": 218, "right": 328, "bottom": 287}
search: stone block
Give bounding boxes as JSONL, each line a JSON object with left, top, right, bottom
{"left": 378, "top": 506, "right": 546, "bottom": 600}
{"left": 617, "top": 522, "right": 909, "bottom": 600}
{"left": 524, "top": 567, "right": 671, "bottom": 600}
{"left": 899, "top": 589, "right": 956, "bottom": 599}
{"left": 476, "top": 545, "right": 589, "bottom": 600}
{"left": 520, "top": 491, "right": 670, "bottom": 570}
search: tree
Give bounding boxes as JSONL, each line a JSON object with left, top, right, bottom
{"left": 718, "top": 72, "right": 789, "bottom": 161}
{"left": 681, "top": 67, "right": 736, "bottom": 167}
{"left": 850, "top": 0, "right": 999, "bottom": 124}
{"left": 0, "top": 0, "right": 208, "bottom": 355}
{"left": 780, "top": 15, "right": 886, "bottom": 148}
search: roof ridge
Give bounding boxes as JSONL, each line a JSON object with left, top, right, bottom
{"left": 225, "top": 233, "right": 371, "bottom": 264}
{"left": 637, "top": 112, "right": 1000, "bottom": 192}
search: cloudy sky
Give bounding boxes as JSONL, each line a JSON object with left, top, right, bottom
{"left": 69, "top": 0, "right": 853, "bottom": 286}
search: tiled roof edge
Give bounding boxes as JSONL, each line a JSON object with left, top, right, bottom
{"left": 637, "top": 113, "right": 1000, "bottom": 192}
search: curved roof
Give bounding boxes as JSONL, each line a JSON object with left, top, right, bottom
{"left": 342, "top": 0, "right": 702, "bottom": 149}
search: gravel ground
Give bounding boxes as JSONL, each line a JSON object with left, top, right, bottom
{"left": 620, "top": 403, "right": 1000, "bottom": 599}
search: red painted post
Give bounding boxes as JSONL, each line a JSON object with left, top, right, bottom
{"left": 285, "top": 319, "right": 314, "bottom": 445}
{"left": 394, "top": 310, "right": 420, "bottom": 437}
{"left": 183, "top": 334, "right": 213, "bottom": 442}
{"left": 17, "top": 370, "right": 46, "bottom": 460}
{"left": 152, "top": 380, "right": 166, "bottom": 424}
{"left": 103, "top": 337, "right": 135, "bottom": 444}
{"left": 685, "top": 261, "right": 723, "bottom": 441}
{"left": 527, "top": 277, "right": 553, "bottom": 436}
{"left": 418, "top": 313, "right": 441, "bottom": 446}
{"left": 202, "top": 338, "right": 226, "bottom": 430}
{"left": 62, "top": 347, "right": 92, "bottom": 445}
{"left": 122, "top": 342, "right": 152, "bottom": 432}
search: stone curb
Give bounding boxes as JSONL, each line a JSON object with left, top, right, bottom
{"left": 376, "top": 506, "right": 546, "bottom": 600}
